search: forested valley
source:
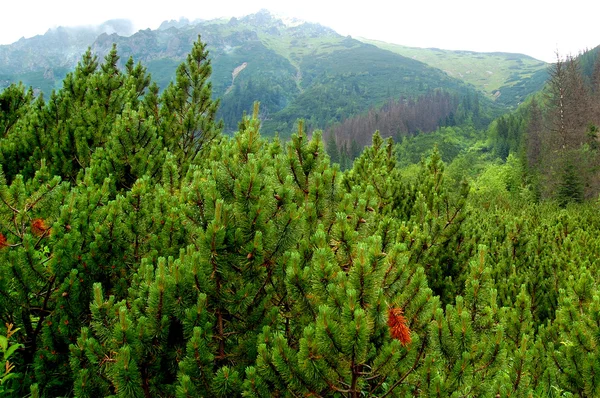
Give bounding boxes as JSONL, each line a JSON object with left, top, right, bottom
{"left": 2, "top": 34, "right": 600, "bottom": 398}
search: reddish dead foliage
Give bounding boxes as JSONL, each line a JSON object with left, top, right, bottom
{"left": 387, "top": 307, "right": 411, "bottom": 346}
{"left": 31, "top": 218, "right": 50, "bottom": 236}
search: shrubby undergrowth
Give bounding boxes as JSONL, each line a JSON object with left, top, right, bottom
{"left": 1, "top": 37, "right": 600, "bottom": 397}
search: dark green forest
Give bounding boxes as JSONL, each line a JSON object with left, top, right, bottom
{"left": 2, "top": 36, "right": 600, "bottom": 398}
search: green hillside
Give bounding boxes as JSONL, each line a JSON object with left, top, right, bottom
{"left": 91, "top": 11, "right": 487, "bottom": 135}
{"left": 0, "top": 10, "right": 497, "bottom": 136}
{"left": 358, "top": 38, "right": 548, "bottom": 108}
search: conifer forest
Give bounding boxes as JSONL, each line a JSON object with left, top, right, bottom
{"left": 2, "top": 35, "right": 600, "bottom": 398}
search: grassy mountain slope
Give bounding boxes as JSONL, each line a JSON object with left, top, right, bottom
{"left": 359, "top": 38, "right": 548, "bottom": 108}
{"left": 1, "top": 10, "right": 497, "bottom": 136}
{"left": 90, "top": 10, "right": 489, "bottom": 135}
{"left": 263, "top": 37, "right": 470, "bottom": 133}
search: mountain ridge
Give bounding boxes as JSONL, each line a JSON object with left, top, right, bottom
{"left": 0, "top": 10, "right": 544, "bottom": 134}
{"left": 357, "top": 37, "right": 548, "bottom": 108}
{"left": 81, "top": 10, "right": 487, "bottom": 134}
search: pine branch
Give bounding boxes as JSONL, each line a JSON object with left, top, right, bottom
{"left": 0, "top": 193, "right": 20, "bottom": 215}
{"left": 380, "top": 335, "right": 427, "bottom": 398}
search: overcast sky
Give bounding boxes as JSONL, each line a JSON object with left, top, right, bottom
{"left": 1, "top": 0, "right": 598, "bottom": 62}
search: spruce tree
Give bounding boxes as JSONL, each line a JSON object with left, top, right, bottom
{"left": 557, "top": 160, "right": 584, "bottom": 206}
{"left": 325, "top": 132, "right": 340, "bottom": 165}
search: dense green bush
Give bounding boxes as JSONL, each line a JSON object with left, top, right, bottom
{"left": 2, "top": 36, "right": 600, "bottom": 397}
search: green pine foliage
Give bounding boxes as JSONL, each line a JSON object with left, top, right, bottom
{"left": 159, "top": 38, "right": 223, "bottom": 172}
{"left": 423, "top": 248, "right": 506, "bottom": 396}
{"left": 2, "top": 35, "right": 600, "bottom": 398}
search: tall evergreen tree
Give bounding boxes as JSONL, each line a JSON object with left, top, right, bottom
{"left": 557, "top": 159, "right": 584, "bottom": 206}
{"left": 325, "top": 132, "right": 340, "bottom": 165}
{"left": 525, "top": 97, "right": 543, "bottom": 171}
{"left": 159, "top": 36, "right": 223, "bottom": 173}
